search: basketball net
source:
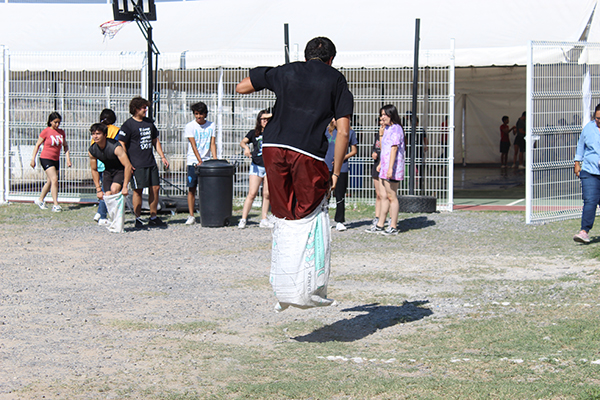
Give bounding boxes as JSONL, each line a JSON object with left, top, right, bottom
{"left": 100, "top": 20, "right": 131, "bottom": 41}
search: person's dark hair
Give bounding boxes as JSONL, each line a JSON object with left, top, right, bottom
{"left": 254, "top": 109, "right": 271, "bottom": 135}
{"left": 595, "top": 103, "right": 600, "bottom": 114}
{"left": 191, "top": 102, "right": 208, "bottom": 115}
{"left": 47, "top": 112, "right": 61, "bottom": 126}
{"left": 502, "top": 116, "right": 509, "bottom": 123}
{"left": 379, "top": 104, "right": 402, "bottom": 126}
{"left": 129, "top": 96, "right": 150, "bottom": 116}
{"left": 99, "top": 109, "right": 117, "bottom": 125}
{"left": 90, "top": 123, "right": 108, "bottom": 136}
{"left": 521, "top": 111, "right": 526, "bottom": 117}
{"left": 304, "top": 37, "right": 336, "bottom": 63}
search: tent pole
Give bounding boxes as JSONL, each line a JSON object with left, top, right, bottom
{"left": 410, "top": 18, "right": 420, "bottom": 195}
{"left": 284, "top": 23, "right": 290, "bottom": 64}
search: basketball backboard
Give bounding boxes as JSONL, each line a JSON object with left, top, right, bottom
{"left": 112, "top": 0, "right": 156, "bottom": 22}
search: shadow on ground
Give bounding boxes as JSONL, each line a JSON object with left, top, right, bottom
{"left": 397, "top": 216, "right": 436, "bottom": 232}
{"left": 347, "top": 215, "right": 436, "bottom": 231}
{"left": 293, "top": 301, "right": 433, "bottom": 343}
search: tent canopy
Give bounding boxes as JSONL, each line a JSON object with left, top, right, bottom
{"left": 0, "top": 0, "right": 598, "bottom": 67}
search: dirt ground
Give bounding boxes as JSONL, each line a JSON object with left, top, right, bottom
{"left": 0, "top": 208, "right": 597, "bottom": 398}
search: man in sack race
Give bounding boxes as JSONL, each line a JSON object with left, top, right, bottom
{"left": 89, "top": 123, "right": 133, "bottom": 233}
{"left": 236, "top": 36, "right": 354, "bottom": 311}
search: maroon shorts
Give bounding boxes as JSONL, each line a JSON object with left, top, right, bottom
{"left": 262, "top": 147, "right": 330, "bottom": 220}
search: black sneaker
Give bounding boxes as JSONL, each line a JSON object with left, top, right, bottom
{"left": 365, "top": 225, "right": 384, "bottom": 234}
{"left": 135, "top": 218, "right": 146, "bottom": 229}
{"left": 148, "top": 216, "right": 167, "bottom": 228}
{"left": 382, "top": 227, "right": 399, "bottom": 236}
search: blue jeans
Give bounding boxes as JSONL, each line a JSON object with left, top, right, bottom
{"left": 97, "top": 171, "right": 107, "bottom": 219}
{"left": 580, "top": 170, "right": 600, "bottom": 231}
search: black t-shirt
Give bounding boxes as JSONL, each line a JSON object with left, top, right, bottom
{"left": 245, "top": 129, "right": 264, "bottom": 167}
{"left": 249, "top": 60, "right": 354, "bottom": 159}
{"left": 119, "top": 117, "right": 159, "bottom": 168}
{"left": 89, "top": 138, "right": 124, "bottom": 171}
{"left": 516, "top": 118, "right": 526, "bottom": 139}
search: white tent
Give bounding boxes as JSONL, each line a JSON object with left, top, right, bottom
{"left": 0, "top": 0, "right": 598, "bottom": 163}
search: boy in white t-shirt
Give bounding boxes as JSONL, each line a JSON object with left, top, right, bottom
{"left": 184, "top": 102, "right": 217, "bottom": 225}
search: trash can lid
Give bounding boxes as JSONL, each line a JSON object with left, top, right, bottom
{"left": 196, "top": 159, "right": 234, "bottom": 176}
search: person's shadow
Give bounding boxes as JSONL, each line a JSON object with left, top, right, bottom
{"left": 346, "top": 216, "right": 435, "bottom": 231}
{"left": 293, "top": 301, "right": 433, "bottom": 343}
{"left": 396, "top": 216, "right": 436, "bottom": 232}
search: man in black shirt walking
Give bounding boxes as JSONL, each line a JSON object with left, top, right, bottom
{"left": 119, "top": 97, "right": 170, "bottom": 228}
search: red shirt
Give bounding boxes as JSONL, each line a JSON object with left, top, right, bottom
{"left": 39, "top": 127, "right": 66, "bottom": 161}
{"left": 500, "top": 124, "right": 511, "bottom": 143}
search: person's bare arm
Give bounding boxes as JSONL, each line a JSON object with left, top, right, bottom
{"left": 331, "top": 115, "right": 351, "bottom": 190}
{"left": 115, "top": 146, "right": 132, "bottom": 196}
{"left": 240, "top": 137, "right": 252, "bottom": 158}
{"left": 89, "top": 153, "right": 103, "bottom": 200}
{"left": 152, "top": 137, "right": 169, "bottom": 169}
{"left": 345, "top": 144, "right": 358, "bottom": 161}
{"left": 30, "top": 136, "right": 44, "bottom": 168}
{"left": 387, "top": 145, "right": 398, "bottom": 179}
{"left": 188, "top": 137, "right": 203, "bottom": 164}
{"left": 210, "top": 137, "right": 217, "bottom": 159}
{"left": 236, "top": 77, "right": 255, "bottom": 94}
{"left": 63, "top": 139, "right": 72, "bottom": 167}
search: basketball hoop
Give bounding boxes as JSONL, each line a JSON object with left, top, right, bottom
{"left": 100, "top": 20, "right": 131, "bottom": 40}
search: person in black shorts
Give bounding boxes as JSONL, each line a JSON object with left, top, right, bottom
{"left": 89, "top": 123, "right": 132, "bottom": 201}
{"left": 513, "top": 111, "right": 526, "bottom": 169}
{"left": 119, "top": 97, "right": 170, "bottom": 228}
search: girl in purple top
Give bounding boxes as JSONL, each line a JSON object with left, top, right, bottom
{"left": 367, "top": 104, "right": 405, "bottom": 235}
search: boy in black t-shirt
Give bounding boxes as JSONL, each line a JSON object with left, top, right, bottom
{"left": 236, "top": 37, "right": 354, "bottom": 312}
{"left": 119, "top": 97, "right": 170, "bottom": 228}
{"left": 236, "top": 37, "right": 353, "bottom": 220}
{"left": 89, "top": 123, "right": 132, "bottom": 198}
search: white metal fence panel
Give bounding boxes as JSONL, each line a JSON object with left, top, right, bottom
{"left": 526, "top": 41, "right": 600, "bottom": 224}
{"left": 5, "top": 50, "right": 453, "bottom": 211}
{"left": 7, "top": 51, "right": 143, "bottom": 202}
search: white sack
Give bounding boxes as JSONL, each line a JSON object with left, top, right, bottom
{"left": 270, "top": 198, "right": 333, "bottom": 312}
{"left": 104, "top": 192, "right": 125, "bottom": 233}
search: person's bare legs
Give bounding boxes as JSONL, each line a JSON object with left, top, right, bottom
{"left": 41, "top": 167, "right": 59, "bottom": 206}
{"left": 377, "top": 178, "right": 388, "bottom": 228}
{"left": 383, "top": 179, "right": 400, "bottom": 229}
{"left": 373, "top": 177, "right": 384, "bottom": 223}
{"left": 133, "top": 189, "right": 143, "bottom": 218}
{"left": 242, "top": 174, "right": 263, "bottom": 220}
{"left": 261, "top": 175, "right": 270, "bottom": 220}
{"left": 513, "top": 144, "right": 520, "bottom": 168}
{"left": 187, "top": 187, "right": 196, "bottom": 217}
{"left": 149, "top": 185, "right": 160, "bottom": 218}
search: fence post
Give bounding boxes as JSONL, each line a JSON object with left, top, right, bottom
{"left": 0, "top": 46, "right": 6, "bottom": 204}
{"left": 448, "top": 38, "right": 455, "bottom": 212}
{"left": 525, "top": 40, "right": 533, "bottom": 224}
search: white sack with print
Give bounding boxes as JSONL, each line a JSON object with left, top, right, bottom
{"left": 104, "top": 192, "right": 125, "bottom": 233}
{"left": 270, "top": 198, "right": 333, "bottom": 311}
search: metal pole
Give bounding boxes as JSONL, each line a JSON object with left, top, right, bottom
{"left": 525, "top": 40, "right": 533, "bottom": 224}
{"left": 147, "top": 25, "right": 153, "bottom": 120}
{"left": 410, "top": 18, "right": 420, "bottom": 195}
{"left": 284, "top": 23, "right": 290, "bottom": 64}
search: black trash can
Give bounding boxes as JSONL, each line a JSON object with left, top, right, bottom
{"left": 196, "top": 159, "right": 234, "bottom": 227}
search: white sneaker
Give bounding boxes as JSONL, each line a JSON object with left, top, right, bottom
{"left": 185, "top": 215, "right": 196, "bottom": 225}
{"left": 93, "top": 212, "right": 101, "bottom": 222}
{"left": 98, "top": 219, "right": 109, "bottom": 226}
{"left": 51, "top": 205, "right": 62, "bottom": 212}
{"left": 34, "top": 199, "right": 48, "bottom": 210}
{"left": 335, "top": 222, "right": 347, "bottom": 231}
{"left": 238, "top": 218, "right": 247, "bottom": 229}
{"left": 259, "top": 218, "right": 274, "bottom": 229}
